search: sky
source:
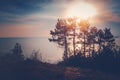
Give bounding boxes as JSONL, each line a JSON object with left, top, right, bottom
{"left": 0, "top": 0, "right": 120, "bottom": 63}
{"left": 0, "top": 0, "right": 120, "bottom": 37}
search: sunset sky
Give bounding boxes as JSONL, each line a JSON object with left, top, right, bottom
{"left": 0, "top": 0, "right": 120, "bottom": 37}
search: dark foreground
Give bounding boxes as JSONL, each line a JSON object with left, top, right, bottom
{"left": 0, "top": 61, "right": 120, "bottom": 80}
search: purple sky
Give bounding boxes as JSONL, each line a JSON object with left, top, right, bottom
{"left": 0, "top": 0, "right": 120, "bottom": 37}
{"left": 0, "top": 0, "right": 120, "bottom": 63}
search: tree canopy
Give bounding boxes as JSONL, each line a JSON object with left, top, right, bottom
{"left": 49, "top": 18, "right": 117, "bottom": 60}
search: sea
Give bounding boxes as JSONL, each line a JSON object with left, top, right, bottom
{"left": 0, "top": 37, "right": 63, "bottom": 63}
{"left": 0, "top": 37, "right": 120, "bottom": 63}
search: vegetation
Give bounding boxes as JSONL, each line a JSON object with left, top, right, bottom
{"left": 49, "top": 18, "right": 120, "bottom": 73}
{"left": 0, "top": 18, "right": 120, "bottom": 80}
{"left": 0, "top": 43, "right": 120, "bottom": 80}
{"left": 0, "top": 43, "right": 65, "bottom": 80}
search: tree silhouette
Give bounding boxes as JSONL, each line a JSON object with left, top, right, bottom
{"left": 66, "top": 18, "right": 77, "bottom": 56}
{"left": 49, "top": 19, "right": 70, "bottom": 60}
{"left": 12, "top": 43, "right": 24, "bottom": 61}
{"left": 49, "top": 18, "right": 100, "bottom": 58}
{"left": 97, "top": 29, "right": 104, "bottom": 53}
{"left": 78, "top": 19, "right": 90, "bottom": 57}
{"left": 49, "top": 17, "right": 118, "bottom": 64}
{"left": 103, "top": 28, "right": 115, "bottom": 48}
{"left": 30, "top": 50, "right": 42, "bottom": 62}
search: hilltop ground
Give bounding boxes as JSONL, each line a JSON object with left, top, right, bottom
{"left": 0, "top": 60, "right": 120, "bottom": 80}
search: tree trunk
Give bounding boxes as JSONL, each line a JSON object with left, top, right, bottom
{"left": 89, "top": 44, "right": 91, "bottom": 57}
{"left": 64, "top": 32, "right": 68, "bottom": 60}
{"left": 84, "top": 33, "right": 86, "bottom": 57}
{"left": 73, "top": 29, "right": 76, "bottom": 56}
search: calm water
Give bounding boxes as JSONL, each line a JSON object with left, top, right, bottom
{"left": 0, "top": 38, "right": 63, "bottom": 63}
{"left": 0, "top": 37, "right": 120, "bottom": 63}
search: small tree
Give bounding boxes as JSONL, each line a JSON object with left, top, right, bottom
{"left": 31, "top": 50, "right": 42, "bottom": 62}
{"left": 12, "top": 43, "right": 24, "bottom": 61}
{"left": 97, "top": 29, "right": 104, "bottom": 53}
{"left": 103, "top": 28, "right": 115, "bottom": 48}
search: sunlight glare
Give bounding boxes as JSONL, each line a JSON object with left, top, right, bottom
{"left": 66, "top": 2, "right": 97, "bottom": 19}
{"left": 77, "top": 44, "right": 82, "bottom": 49}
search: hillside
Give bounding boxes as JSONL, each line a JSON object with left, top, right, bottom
{"left": 0, "top": 60, "right": 120, "bottom": 80}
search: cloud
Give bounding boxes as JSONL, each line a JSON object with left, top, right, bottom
{"left": 0, "top": 0, "right": 54, "bottom": 24}
{"left": 0, "top": 0, "right": 120, "bottom": 37}
{"left": 71, "top": 0, "right": 120, "bottom": 24}
{"left": 0, "top": 23, "right": 49, "bottom": 37}
{"left": 0, "top": 0, "right": 120, "bottom": 24}
{"left": 0, "top": 0, "right": 69, "bottom": 37}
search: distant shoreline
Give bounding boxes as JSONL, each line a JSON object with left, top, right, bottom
{"left": 0, "top": 37, "right": 48, "bottom": 39}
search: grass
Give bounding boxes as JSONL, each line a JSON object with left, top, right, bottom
{"left": 0, "top": 60, "right": 120, "bottom": 80}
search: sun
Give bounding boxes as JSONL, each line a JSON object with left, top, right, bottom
{"left": 66, "top": 2, "right": 97, "bottom": 19}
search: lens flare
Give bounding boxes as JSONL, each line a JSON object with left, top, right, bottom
{"left": 66, "top": 2, "right": 97, "bottom": 19}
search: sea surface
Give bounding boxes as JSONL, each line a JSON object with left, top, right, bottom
{"left": 0, "top": 37, "right": 120, "bottom": 63}
{"left": 0, "top": 38, "right": 63, "bottom": 63}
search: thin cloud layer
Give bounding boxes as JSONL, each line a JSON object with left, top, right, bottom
{"left": 0, "top": 0, "right": 120, "bottom": 37}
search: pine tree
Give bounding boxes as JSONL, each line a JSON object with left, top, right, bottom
{"left": 49, "top": 19, "right": 69, "bottom": 60}
{"left": 103, "top": 28, "right": 115, "bottom": 48}
{"left": 66, "top": 18, "right": 77, "bottom": 56}
{"left": 12, "top": 43, "right": 24, "bottom": 61}
{"left": 97, "top": 29, "right": 104, "bottom": 53}
{"left": 78, "top": 20, "right": 90, "bottom": 57}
